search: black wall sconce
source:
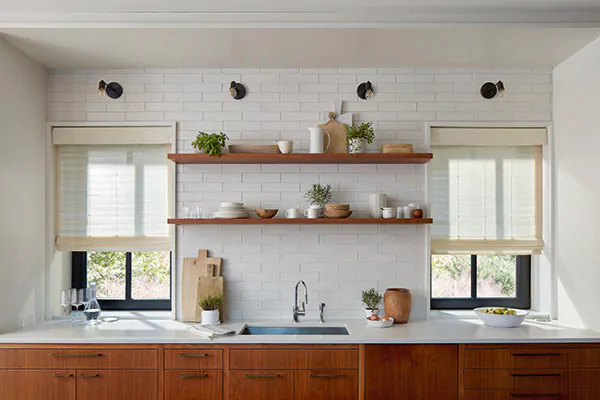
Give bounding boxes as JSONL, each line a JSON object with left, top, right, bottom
{"left": 98, "top": 80, "right": 123, "bottom": 99}
{"left": 357, "top": 81, "right": 374, "bottom": 100}
{"left": 480, "top": 80, "right": 505, "bottom": 99}
{"left": 229, "top": 81, "right": 246, "bottom": 100}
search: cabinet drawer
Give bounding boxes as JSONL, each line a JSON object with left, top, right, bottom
{"left": 0, "top": 349, "right": 158, "bottom": 369}
{"left": 165, "top": 349, "right": 222, "bottom": 370}
{"left": 464, "top": 369, "right": 566, "bottom": 391}
{"left": 165, "top": 370, "right": 222, "bottom": 400}
{"left": 229, "top": 370, "right": 293, "bottom": 400}
{"left": 76, "top": 370, "right": 157, "bottom": 400}
{"left": 464, "top": 348, "right": 568, "bottom": 369}
{"left": 294, "top": 370, "right": 359, "bottom": 400}
{"left": 229, "top": 349, "right": 358, "bottom": 370}
{"left": 464, "top": 390, "right": 567, "bottom": 399}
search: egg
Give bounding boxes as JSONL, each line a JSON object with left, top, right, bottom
{"left": 380, "top": 316, "right": 390, "bottom": 322}
{"left": 368, "top": 314, "right": 380, "bottom": 321}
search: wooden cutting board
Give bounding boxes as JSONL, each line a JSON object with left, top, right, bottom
{"left": 319, "top": 112, "right": 348, "bottom": 154}
{"left": 181, "top": 250, "right": 222, "bottom": 322}
{"left": 195, "top": 267, "right": 224, "bottom": 323}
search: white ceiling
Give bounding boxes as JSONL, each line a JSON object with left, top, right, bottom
{"left": 2, "top": 28, "right": 599, "bottom": 69}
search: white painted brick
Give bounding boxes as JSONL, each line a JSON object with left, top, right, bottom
{"left": 243, "top": 173, "right": 280, "bottom": 183}
{"left": 377, "top": 84, "right": 416, "bottom": 93}
{"left": 164, "top": 93, "right": 203, "bottom": 102}
{"left": 49, "top": 102, "right": 106, "bottom": 112}
{"left": 184, "top": 83, "right": 222, "bottom": 92}
{"left": 106, "top": 102, "right": 145, "bottom": 112}
{"left": 397, "top": 112, "right": 436, "bottom": 121}
{"left": 435, "top": 74, "right": 473, "bottom": 83}
{"left": 48, "top": 111, "right": 86, "bottom": 121}
{"left": 281, "top": 112, "right": 319, "bottom": 121}
{"left": 204, "top": 173, "right": 241, "bottom": 183}
{"left": 261, "top": 84, "right": 299, "bottom": 93}
{"left": 359, "top": 74, "right": 395, "bottom": 83}
{"left": 242, "top": 73, "right": 279, "bottom": 83}
{"left": 183, "top": 102, "right": 222, "bottom": 112}
{"left": 145, "top": 83, "right": 183, "bottom": 92}
{"left": 204, "top": 112, "right": 242, "bottom": 121}
{"left": 126, "top": 112, "right": 164, "bottom": 121}
{"left": 87, "top": 112, "right": 125, "bottom": 121}
{"left": 262, "top": 183, "right": 301, "bottom": 192}
{"left": 261, "top": 122, "right": 301, "bottom": 130}
{"left": 395, "top": 74, "right": 434, "bottom": 83}
{"left": 397, "top": 93, "right": 435, "bottom": 102}
{"left": 418, "top": 102, "right": 455, "bottom": 112}
{"left": 144, "top": 102, "right": 183, "bottom": 112}
{"left": 300, "top": 84, "right": 338, "bottom": 93}
{"left": 243, "top": 112, "right": 280, "bottom": 121}
{"left": 319, "top": 74, "right": 357, "bottom": 83}
{"left": 281, "top": 93, "right": 319, "bottom": 102}
{"left": 263, "top": 102, "right": 300, "bottom": 112}
{"left": 416, "top": 83, "right": 454, "bottom": 92}
{"left": 379, "top": 103, "right": 417, "bottom": 112}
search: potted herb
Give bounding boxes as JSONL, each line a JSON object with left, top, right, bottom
{"left": 191, "top": 132, "right": 229, "bottom": 156}
{"left": 198, "top": 293, "right": 224, "bottom": 326}
{"left": 304, "top": 183, "right": 332, "bottom": 218}
{"left": 361, "top": 288, "right": 383, "bottom": 318}
{"left": 345, "top": 122, "right": 375, "bottom": 154}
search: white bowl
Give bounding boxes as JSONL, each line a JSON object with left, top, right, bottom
{"left": 221, "top": 202, "right": 243, "bottom": 208}
{"left": 474, "top": 307, "right": 529, "bottom": 328}
{"left": 366, "top": 317, "right": 394, "bottom": 328}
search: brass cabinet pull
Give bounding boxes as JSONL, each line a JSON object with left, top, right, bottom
{"left": 510, "top": 373, "right": 562, "bottom": 377}
{"left": 509, "top": 394, "right": 561, "bottom": 397}
{"left": 244, "top": 374, "right": 280, "bottom": 379}
{"left": 179, "top": 353, "right": 208, "bottom": 357}
{"left": 180, "top": 373, "right": 209, "bottom": 379}
{"left": 510, "top": 353, "right": 561, "bottom": 357}
{"left": 53, "top": 373, "right": 73, "bottom": 378}
{"left": 50, "top": 353, "right": 103, "bottom": 358}
{"left": 78, "top": 374, "right": 100, "bottom": 378}
{"left": 310, "top": 373, "right": 346, "bottom": 378}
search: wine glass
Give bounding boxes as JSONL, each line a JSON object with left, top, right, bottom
{"left": 60, "top": 289, "right": 71, "bottom": 323}
{"left": 69, "top": 289, "right": 80, "bottom": 324}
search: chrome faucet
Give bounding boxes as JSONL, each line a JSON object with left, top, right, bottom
{"left": 319, "top": 302, "right": 326, "bottom": 323}
{"left": 293, "top": 280, "right": 308, "bottom": 323}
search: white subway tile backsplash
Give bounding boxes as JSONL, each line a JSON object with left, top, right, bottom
{"left": 48, "top": 67, "right": 551, "bottom": 321}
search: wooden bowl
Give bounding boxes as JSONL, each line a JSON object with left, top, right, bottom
{"left": 325, "top": 204, "right": 350, "bottom": 211}
{"left": 324, "top": 209, "right": 353, "bottom": 219}
{"left": 255, "top": 208, "right": 278, "bottom": 219}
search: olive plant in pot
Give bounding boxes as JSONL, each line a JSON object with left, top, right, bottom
{"left": 345, "top": 122, "right": 375, "bottom": 154}
{"left": 198, "top": 293, "right": 224, "bottom": 326}
{"left": 304, "top": 183, "right": 332, "bottom": 218}
{"left": 361, "top": 288, "right": 383, "bottom": 318}
{"left": 191, "top": 132, "right": 229, "bottom": 156}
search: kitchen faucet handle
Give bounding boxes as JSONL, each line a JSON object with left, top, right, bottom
{"left": 301, "top": 301, "right": 306, "bottom": 311}
{"left": 319, "top": 302, "right": 326, "bottom": 323}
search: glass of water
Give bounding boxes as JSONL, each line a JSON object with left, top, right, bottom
{"left": 60, "top": 289, "right": 71, "bottom": 323}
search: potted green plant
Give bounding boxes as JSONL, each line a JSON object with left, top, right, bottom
{"left": 345, "top": 122, "right": 375, "bottom": 154}
{"left": 198, "top": 293, "right": 224, "bottom": 326}
{"left": 191, "top": 132, "right": 229, "bottom": 156}
{"left": 304, "top": 184, "right": 332, "bottom": 218}
{"left": 361, "top": 288, "right": 383, "bottom": 318}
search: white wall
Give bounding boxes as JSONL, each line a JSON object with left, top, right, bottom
{"left": 48, "top": 67, "right": 552, "bottom": 320}
{"left": 553, "top": 37, "right": 600, "bottom": 330}
{"left": 0, "top": 37, "right": 47, "bottom": 332}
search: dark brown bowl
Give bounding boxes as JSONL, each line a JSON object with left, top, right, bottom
{"left": 255, "top": 208, "right": 278, "bottom": 219}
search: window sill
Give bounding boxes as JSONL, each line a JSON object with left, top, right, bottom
{"left": 430, "top": 309, "right": 551, "bottom": 321}
{"left": 50, "top": 311, "right": 172, "bottom": 321}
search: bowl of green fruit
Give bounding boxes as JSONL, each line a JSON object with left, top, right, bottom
{"left": 474, "top": 307, "right": 529, "bottom": 328}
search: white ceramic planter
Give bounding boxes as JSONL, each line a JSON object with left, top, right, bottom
{"left": 201, "top": 309, "right": 220, "bottom": 326}
{"left": 364, "top": 308, "right": 380, "bottom": 318}
{"left": 348, "top": 138, "right": 365, "bottom": 154}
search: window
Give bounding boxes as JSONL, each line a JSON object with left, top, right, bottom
{"left": 428, "top": 127, "right": 546, "bottom": 309}
{"left": 53, "top": 126, "right": 174, "bottom": 310}
{"left": 72, "top": 251, "right": 171, "bottom": 310}
{"left": 430, "top": 254, "right": 531, "bottom": 309}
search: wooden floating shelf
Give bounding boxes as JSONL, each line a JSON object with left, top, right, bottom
{"left": 168, "top": 218, "right": 433, "bottom": 225}
{"left": 168, "top": 153, "right": 432, "bottom": 165}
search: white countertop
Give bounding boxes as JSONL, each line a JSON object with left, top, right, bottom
{"left": 1, "top": 318, "right": 600, "bottom": 344}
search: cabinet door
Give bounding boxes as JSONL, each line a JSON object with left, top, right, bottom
{"left": 229, "top": 370, "right": 293, "bottom": 400}
{"left": 164, "top": 370, "right": 222, "bottom": 400}
{"left": 76, "top": 370, "right": 157, "bottom": 400}
{"left": 0, "top": 370, "right": 76, "bottom": 400}
{"left": 365, "top": 344, "right": 458, "bottom": 400}
{"left": 294, "top": 370, "right": 358, "bottom": 400}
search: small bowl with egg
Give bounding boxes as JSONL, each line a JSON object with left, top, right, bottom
{"left": 366, "top": 314, "right": 394, "bottom": 328}
{"left": 474, "top": 307, "right": 529, "bottom": 328}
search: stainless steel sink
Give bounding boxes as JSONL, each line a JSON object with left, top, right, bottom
{"left": 240, "top": 325, "right": 349, "bottom": 335}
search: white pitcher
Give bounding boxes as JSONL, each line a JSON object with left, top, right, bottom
{"left": 309, "top": 127, "right": 331, "bottom": 154}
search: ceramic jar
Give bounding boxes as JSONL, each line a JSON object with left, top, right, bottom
{"left": 201, "top": 309, "right": 220, "bottom": 326}
{"left": 383, "top": 288, "right": 412, "bottom": 324}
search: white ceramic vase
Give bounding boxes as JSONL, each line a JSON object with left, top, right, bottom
{"left": 364, "top": 308, "right": 380, "bottom": 318}
{"left": 348, "top": 138, "right": 365, "bottom": 154}
{"left": 201, "top": 309, "right": 220, "bottom": 326}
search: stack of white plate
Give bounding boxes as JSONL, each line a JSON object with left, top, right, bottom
{"left": 213, "top": 202, "right": 249, "bottom": 219}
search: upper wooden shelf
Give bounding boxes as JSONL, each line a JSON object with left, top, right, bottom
{"left": 168, "top": 153, "right": 433, "bottom": 164}
{"left": 168, "top": 218, "right": 433, "bottom": 225}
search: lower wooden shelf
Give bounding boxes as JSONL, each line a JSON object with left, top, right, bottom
{"left": 168, "top": 218, "right": 432, "bottom": 225}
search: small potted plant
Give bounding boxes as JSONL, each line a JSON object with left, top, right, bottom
{"left": 345, "top": 122, "right": 375, "bottom": 154}
{"left": 198, "top": 293, "right": 224, "bottom": 326}
{"left": 191, "top": 132, "right": 229, "bottom": 156}
{"left": 361, "top": 288, "right": 383, "bottom": 318}
{"left": 304, "top": 183, "right": 332, "bottom": 218}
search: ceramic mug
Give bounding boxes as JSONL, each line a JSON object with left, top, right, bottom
{"left": 304, "top": 206, "right": 320, "bottom": 219}
{"left": 381, "top": 207, "right": 395, "bottom": 219}
{"left": 285, "top": 208, "right": 300, "bottom": 218}
{"left": 278, "top": 140, "right": 293, "bottom": 154}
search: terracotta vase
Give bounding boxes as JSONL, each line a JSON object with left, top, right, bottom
{"left": 383, "top": 288, "right": 412, "bottom": 324}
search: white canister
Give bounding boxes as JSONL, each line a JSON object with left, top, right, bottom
{"left": 402, "top": 206, "right": 412, "bottom": 218}
{"left": 284, "top": 208, "right": 300, "bottom": 218}
{"left": 201, "top": 310, "right": 220, "bottom": 326}
{"left": 308, "top": 127, "right": 331, "bottom": 154}
{"left": 382, "top": 207, "right": 395, "bottom": 219}
{"left": 304, "top": 205, "right": 321, "bottom": 219}
{"left": 369, "top": 193, "right": 387, "bottom": 218}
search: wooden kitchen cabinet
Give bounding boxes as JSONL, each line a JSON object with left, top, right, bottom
{"left": 0, "top": 369, "right": 76, "bottom": 400}
{"left": 365, "top": 344, "right": 459, "bottom": 400}
{"left": 164, "top": 370, "right": 222, "bottom": 400}
{"left": 294, "top": 370, "right": 359, "bottom": 400}
{"left": 76, "top": 370, "right": 157, "bottom": 400}
{"left": 229, "top": 370, "right": 293, "bottom": 400}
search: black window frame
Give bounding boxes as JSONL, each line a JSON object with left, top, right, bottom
{"left": 430, "top": 255, "right": 531, "bottom": 310}
{"left": 72, "top": 251, "right": 172, "bottom": 311}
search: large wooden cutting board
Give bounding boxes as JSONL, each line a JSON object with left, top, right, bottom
{"left": 319, "top": 112, "right": 348, "bottom": 154}
{"left": 181, "top": 250, "right": 222, "bottom": 322}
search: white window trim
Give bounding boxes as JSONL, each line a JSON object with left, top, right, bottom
{"left": 425, "top": 121, "right": 554, "bottom": 319}
{"left": 45, "top": 121, "right": 177, "bottom": 321}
